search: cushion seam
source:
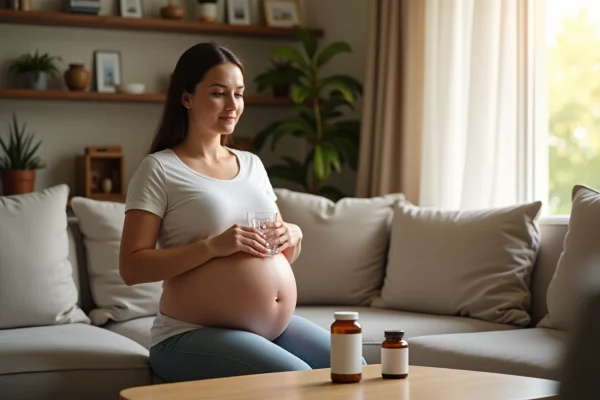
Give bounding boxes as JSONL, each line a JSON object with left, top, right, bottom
{"left": 0, "top": 366, "right": 150, "bottom": 377}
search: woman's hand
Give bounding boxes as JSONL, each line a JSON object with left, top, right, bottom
{"left": 210, "top": 224, "right": 270, "bottom": 258}
{"left": 262, "top": 221, "right": 302, "bottom": 253}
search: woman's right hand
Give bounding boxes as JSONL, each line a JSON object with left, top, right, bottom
{"left": 210, "top": 224, "right": 270, "bottom": 258}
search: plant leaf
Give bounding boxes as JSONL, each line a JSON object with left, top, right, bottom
{"left": 268, "top": 117, "right": 316, "bottom": 151}
{"left": 272, "top": 46, "right": 311, "bottom": 73}
{"left": 292, "top": 86, "right": 311, "bottom": 104}
{"left": 316, "top": 42, "right": 352, "bottom": 68}
{"left": 330, "top": 119, "right": 361, "bottom": 138}
{"left": 292, "top": 104, "right": 313, "bottom": 118}
{"left": 313, "top": 145, "right": 327, "bottom": 182}
{"left": 322, "top": 144, "right": 341, "bottom": 173}
{"left": 253, "top": 121, "right": 281, "bottom": 154}
{"left": 321, "top": 91, "right": 354, "bottom": 117}
{"left": 294, "top": 26, "right": 318, "bottom": 60}
{"left": 319, "top": 75, "right": 363, "bottom": 103}
{"left": 274, "top": 117, "right": 316, "bottom": 137}
{"left": 326, "top": 136, "right": 359, "bottom": 170}
{"left": 266, "top": 162, "right": 308, "bottom": 191}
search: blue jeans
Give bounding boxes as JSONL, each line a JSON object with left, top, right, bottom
{"left": 149, "top": 315, "right": 367, "bottom": 382}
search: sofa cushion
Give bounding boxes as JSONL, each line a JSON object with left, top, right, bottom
{"left": 0, "top": 184, "right": 89, "bottom": 329}
{"left": 0, "top": 323, "right": 150, "bottom": 400}
{"left": 106, "top": 316, "right": 155, "bottom": 349}
{"left": 529, "top": 216, "right": 569, "bottom": 326}
{"left": 294, "top": 306, "right": 517, "bottom": 364}
{"left": 274, "top": 189, "right": 405, "bottom": 306}
{"left": 372, "top": 201, "right": 542, "bottom": 327}
{"left": 0, "top": 323, "right": 150, "bottom": 375}
{"left": 538, "top": 185, "right": 600, "bottom": 331}
{"left": 408, "top": 328, "right": 566, "bottom": 380}
{"left": 67, "top": 217, "right": 96, "bottom": 314}
{"left": 70, "top": 197, "right": 162, "bottom": 326}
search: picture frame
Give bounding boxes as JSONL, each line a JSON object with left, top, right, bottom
{"left": 262, "top": 0, "right": 301, "bottom": 28}
{"left": 119, "top": 0, "right": 143, "bottom": 18}
{"left": 94, "top": 50, "right": 122, "bottom": 93}
{"left": 227, "top": 0, "right": 251, "bottom": 25}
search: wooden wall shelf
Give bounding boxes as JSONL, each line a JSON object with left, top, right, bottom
{"left": 0, "top": 89, "right": 293, "bottom": 105}
{"left": 0, "top": 10, "right": 324, "bottom": 38}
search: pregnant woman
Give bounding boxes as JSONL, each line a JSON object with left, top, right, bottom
{"left": 119, "top": 43, "right": 332, "bottom": 382}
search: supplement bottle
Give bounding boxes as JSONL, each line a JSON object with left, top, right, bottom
{"left": 330, "top": 311, "right": 362, "bottom": 383}
{"left": 381, "top": 330, "right": 409, "bottom": 379}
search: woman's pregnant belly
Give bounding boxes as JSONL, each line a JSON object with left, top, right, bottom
{"left": 159, "top": 252, "right": 297, "bottom": 341}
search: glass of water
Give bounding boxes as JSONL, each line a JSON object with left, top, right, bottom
{"left": 247, "top": 211, "right": 278, "bottom": 256}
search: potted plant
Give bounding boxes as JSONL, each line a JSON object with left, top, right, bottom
{"left": 253, "top": 26, "right": 363, "bottom": 201}
{"left": 254, "top": 59, "right": 304, "bottom": 98}
{"left": 0, "top": 114, "right": 45, "bottom": 195}
{"left": 197, "top": 0, "right": 218, "bottom": 22}
{"left": 8, "top": 50, "right": 62, "bottom": 90}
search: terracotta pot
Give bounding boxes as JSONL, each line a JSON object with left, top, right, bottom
{"left": 272, "top": 84, "right": 291, "bottom": 98}
{"left": 64, "top": 64, "right": 91, "bottom": 91}
{"left": 161, "top": 4, "right": 185, "bottom": 19}
{"left": 1, "top": 170, "right": 36, "bottom": 196}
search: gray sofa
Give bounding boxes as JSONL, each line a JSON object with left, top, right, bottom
{"left": 0, "top": 212, "right": 569, "bottom": 400}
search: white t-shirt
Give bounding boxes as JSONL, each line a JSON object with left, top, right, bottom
{"left": 124, "top": 146, "right": 279, "bottom": 346}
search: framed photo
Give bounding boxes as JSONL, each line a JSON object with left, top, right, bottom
{"left": 94, "top": 51, "right": 121, "bottom": 93}
{"left": 119, "top": 0, "right": 143, "bottom": 18}
{"left": 262, "top": 0, "right": 301, "bottom": 28}
{"left": 227, "top": 0, "right": 251, "bottom": 25}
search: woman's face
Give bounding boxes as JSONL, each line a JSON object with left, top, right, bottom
{"left": 184, "top": 62, "right": 245, "bottom": 137}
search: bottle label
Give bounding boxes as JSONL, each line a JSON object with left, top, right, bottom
{"left": 381, "top": 347, "right": 409, "bottom": 375}
{"left": 330, "top": 333, "right": 362, "bottom": 375}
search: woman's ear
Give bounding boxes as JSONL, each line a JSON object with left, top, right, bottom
{"left": 181, "top": 92, "right": 191, "bottom": 109}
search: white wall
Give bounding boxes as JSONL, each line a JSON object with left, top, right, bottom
{"left": 304, "top": 0, "right": 368, "bottom": 195}
{"left": 0, "top": 0, "right": 367, "bottom": 197}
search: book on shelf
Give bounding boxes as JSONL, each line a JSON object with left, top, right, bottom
{"left": 62, "top": 0, "right": 100, "bottom": 14}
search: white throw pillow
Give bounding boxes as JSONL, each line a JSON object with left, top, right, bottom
{"left": 70, "top": 197, "right": 162, "bottom": 326}
{"left": 0, "top": 184, "right": 89, "bottom": 329}
{"left": 372, "top": 200, "right": 542, "bottom": 327}
{"left": 274, "top": 188, "right": 406, "bottom": 306}
{"left": 538, "top": 185, "right": 600, "bottom": 331}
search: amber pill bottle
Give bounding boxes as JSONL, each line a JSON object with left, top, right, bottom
{"left": 330, "top": 311, "right": 363, "bottom": 383}
{"left": 381, "top": 330, "right": 409, "bottom": 379}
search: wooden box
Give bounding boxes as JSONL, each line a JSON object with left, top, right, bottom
{"left": 76, "top": 146, "right": 125, "bottom": 202}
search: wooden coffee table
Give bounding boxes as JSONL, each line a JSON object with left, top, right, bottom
{"left": 120, "top": 364, "right": 559, "bottom": 400}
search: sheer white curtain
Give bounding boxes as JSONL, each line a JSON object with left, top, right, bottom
{"left": 419, "top": 0, "right": 519, "bottom": 209}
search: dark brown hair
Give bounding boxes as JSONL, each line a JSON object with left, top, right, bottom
{"left": 149, "top": 43, "right": 244, "bottom": 154}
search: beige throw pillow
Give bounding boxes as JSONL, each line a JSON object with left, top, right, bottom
{"left": 0, "top": 184, "right": 89, "bottom": 329}
{"left": 274, "top": 188, "right": 405, "bottom": 305}
{"left": 538, "top": 185, "right": 600, "bottom": 331}
{"left": 70, "top": 197, "right": 162, "bottom": 326}
{"left": 372, "top": 200, "right": 542, "bottom": 327}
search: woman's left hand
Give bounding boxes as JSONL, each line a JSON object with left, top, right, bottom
{"left": 262, "top": 221, "right": 302, "bottom": 253}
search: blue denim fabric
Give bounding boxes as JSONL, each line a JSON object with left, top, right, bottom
{"left": 149, "top": 314, "right": 367, "bottom": 382}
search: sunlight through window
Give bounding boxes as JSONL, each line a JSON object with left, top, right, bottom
{"left": 546, "top": 0, "right": 600, "bottom": 214}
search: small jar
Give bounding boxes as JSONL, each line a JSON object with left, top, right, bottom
{"left": 330, "top": 311, "right": 363, "bottom": 383}
{"left": 381, "top": 330, "right": 409, "bottom": 379}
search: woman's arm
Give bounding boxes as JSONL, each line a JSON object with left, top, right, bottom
{"left": 275, "top": 205, "right": 303, "bottom": 264}
{"left": 119, "top": 209, "right": 218, "bottom": 286}
{"left": 119, "top": 209, "right": 271, "bottom": 286}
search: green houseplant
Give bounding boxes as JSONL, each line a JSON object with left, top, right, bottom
{"left": 254, "top": 59, "right": 304, "bottom": 98}
{"left": 253, "top": 26, "right": 363, "bottom": 201}
{"left": 9, "top": 50, "right": 62, "bottom": 90}
{"left": 0, "top": 114, "right": 45, "bottom": 195}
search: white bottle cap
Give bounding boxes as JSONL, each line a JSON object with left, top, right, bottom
{"left": 334, "top": 311, "right": 359, "bottom": 320}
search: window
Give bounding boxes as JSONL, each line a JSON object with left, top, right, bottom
{"left": 542, "top": 0, "right": 600, "bottom": 214}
